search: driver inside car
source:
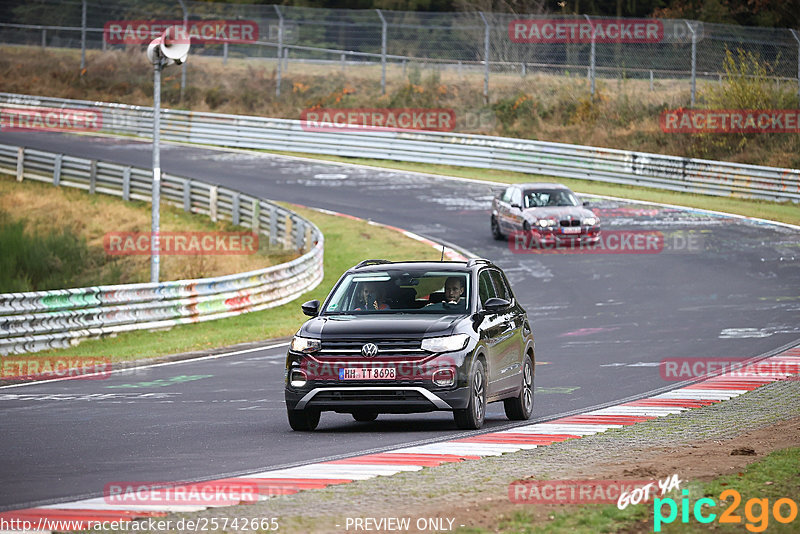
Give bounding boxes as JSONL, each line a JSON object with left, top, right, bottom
{"left": 354, "top": 282, "right": 389, "bottom": 311}
{"left": 425, "top": 276, "right": 466, "bottom": 310}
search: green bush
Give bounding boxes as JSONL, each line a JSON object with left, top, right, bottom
{"left": 0, "top": 212, "right": 93, "bottom": 292}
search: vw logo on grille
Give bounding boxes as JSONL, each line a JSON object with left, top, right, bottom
{"left": 361, "top": 343, "right": 379, "bottom": 358}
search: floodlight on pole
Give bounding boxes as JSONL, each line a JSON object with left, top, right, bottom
{"left": 147, "top": 26, "right": 190, "bottom": 283}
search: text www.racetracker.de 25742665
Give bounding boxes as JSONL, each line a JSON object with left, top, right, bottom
{"left": 0, "top": 517, "right": 280, "bottom": 532}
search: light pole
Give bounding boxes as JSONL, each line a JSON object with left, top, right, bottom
{"left": 147, "top": 26, "right": 190, "bottom": 283}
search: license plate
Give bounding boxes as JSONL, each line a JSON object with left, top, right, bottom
{"left": 562, "top": 227, "right": 581, "bottom": 234}
{"left": 339, "top": 367, "right": 397, "bottom": 380}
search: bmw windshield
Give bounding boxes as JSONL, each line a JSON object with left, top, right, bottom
{"left": 322, "top": 270, "right": 470, "bottom": 314}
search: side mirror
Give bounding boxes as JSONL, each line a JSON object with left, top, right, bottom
{"left": 301, "top": 299, "right": 320, "bottom": 317}
{"left": 582, "top": 201, "right": 591, "bottom": 207}
{"left": 483, "top": 297, "right": 511, "bottom": 313}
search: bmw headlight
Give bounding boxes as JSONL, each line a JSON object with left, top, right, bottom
{"left": 582, "top": 217, "right": 597, "bottom": 226}
{"left": 421, "top": 334, "right": 470, "bottom": 353}
{"left": 290, "top": 336, "right": 321, "bottom": 353}
{"left": 537, "top": 219, "right": 556, "bottom": 228}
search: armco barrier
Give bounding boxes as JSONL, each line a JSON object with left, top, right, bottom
{"left": 0, "top": 143, "right": 324, "bottom": 355}
{"left": 1, "top": 92, "right": 798, "bottom": 202}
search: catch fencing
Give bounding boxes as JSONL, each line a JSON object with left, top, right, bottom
{"left": 1, "top": 92, "right": 797, "bottom": 203}
{"left": 0, "top": 1, "right": 798, "bottom": 102}
{"left": 0, "top": 142, "right": 324, "bottom": 355}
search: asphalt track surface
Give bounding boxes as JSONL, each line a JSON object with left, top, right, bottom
{"left": 1, "top": 130, "right": 799, "bottom": 511}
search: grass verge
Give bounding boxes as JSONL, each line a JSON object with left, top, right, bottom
{"left": 264, "top": 151, "right": 800, "bottom": 227}
{"left": 475, "top": 446, "right": 800, "bottom": 533}
{"left": 21, "top": 204, "right": 441, "bottom": 363}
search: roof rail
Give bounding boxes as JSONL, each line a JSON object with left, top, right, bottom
{"left": 466, "top": 258, "right": 491, "bottom": 268}
{"left": 354, "top": 259, "right": 393, "bottom": 269}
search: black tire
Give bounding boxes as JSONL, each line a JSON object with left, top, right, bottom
{"left": 491, "top": 216, "right": 504, "bottom": 241}
{"left": 504, "top": 354, "right": 534, "bottom": 420}
{"left": 454, "top": 359, "right": 487, "bottom": 430}
{"left": 287, "top": 407, "right": 320, "bottom": 431}
{"left": 352, "top": 410, "right": 378, "bottom": 422}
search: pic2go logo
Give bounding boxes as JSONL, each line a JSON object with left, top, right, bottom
{"left": 654, "top": 489, "right": 798, "bottom": 532}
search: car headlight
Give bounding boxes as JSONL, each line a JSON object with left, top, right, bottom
{"left": 582, "top": 217, "right": 597, "bottom": 226}
{"left": 537, "top": 219, "right": 556, "bottom": 228}
{"left": 421, "top": 334, "right": 469, "bottom": 353}
{"left": 290, "top": 336, "right": 321, "bottom": 353}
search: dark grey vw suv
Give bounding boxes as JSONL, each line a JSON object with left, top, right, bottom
{"left": 284, "top": 259, "right": 535, "bottom": 431}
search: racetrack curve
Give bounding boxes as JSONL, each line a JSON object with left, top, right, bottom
{"left": 1, "top": 130, "right": 799, "bottom": 511}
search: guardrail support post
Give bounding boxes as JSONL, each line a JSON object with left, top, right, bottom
{"left": 478, "top": 12, "right": 490, "bottom": 104}
{"left": 270, "top": 207, "right": 278, "bottom": 247}
{"left": 41, "top": 28, "right": 46, "bottom": 49}
{"left": 274, "top": 5, "right": 284, "bottom": 97}
{"left": 686, "top": 21, "right": 697, "bottom": 107}
{"left": 122, "top": 166, "right": 131, "bottom": 201}
{"left": 376, "top": 9, "right": 387, "bottom": 95}
{"left": 284, "top": 214, "right": 293, "bottom": 248}
{"left": 183, "top": 179, "right": 191, "bottom": 211}
{"left": 295, "top": 219, "right": 304, "bottom": 250}
{"left": 223, "top": 42, "right": 228, "bottom": 65}
{"left": 650, "top": 70, "right": 653, "bottom": 91}
{"left": 584, "top": 14, "right": 596, "bottom": 99}
{"left": 252, "top": 200, "right": 261, "bottom": 233}
{"left": 53, "top": 154, "right": 63, "bottom": 186}
{"left": 80, "top": 0, "right": 86, "bottom": 72}
{"left": 89, "top": 160, "right": 97, "bottom": 194}
{"left": 16, "top": 147, "right": 24, "bottom": 182}
{"left": 209, "top": 185, "right": 218, "bottom": 222}
{"left": 791, "top": 30, "right": 800, "bottom": 105}
{"left": 232, "top": 193, "right": 240, "bottom": 226}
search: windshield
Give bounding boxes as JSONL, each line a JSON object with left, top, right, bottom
{"left": 323, "top": 269, "right": 470, "bottom": 314}
{"left": 524, "top": 189, "right": 579, "bottom": 208}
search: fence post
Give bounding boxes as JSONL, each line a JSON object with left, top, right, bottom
{"left": 80, "top": 0, "right": 86, "bottom": 71}
{"left": 584, "top": 14, "right": 596, "bottom": 99}
{"left": 686, "top": 21, "right": 697, "bottom": 107}
{"left": 41, "top": 28, "right": 46, "bottom": 49}
{"left": 183, "top": 179, "right": 191, "bottom": 211}
{"left": 283, "top": 47, "right": 289, "bottom": 71}
{"left": 270, "top": 207, "right": 278, "bottom": 247}
{"left": 16, "top": 147, "right": 24, "bottom": 182}
{"left": 650, "top": 70, "right": 653, "bottom": 91}
{"left": 53, "top": 154, "right": 62, "bottom": 186}
{"left": 223, "top": 42, "right": 228, "bottom": 65}
{"left": 274, "top": 5, "right": 284, "bottom": 97}
{"left": 252, "top": 199, "right": 260, "bottom": 233}
{"left": 791, "top": 30, "right": 800, "bottom": 105}
{"left": 376, "top": 9, "right": 387, "bottom": 95}
{"left": 478, "top": 12, "right": 490, "bottom": 104}
{"left": 341, "top": 52, "right": 346, "bottom": 72}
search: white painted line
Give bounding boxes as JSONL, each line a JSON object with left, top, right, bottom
{"left": 508, "top": 423, "right": 624, "bottom": 435}
{"left": 0, "top": 342, "right": 289, "bottom": 390}
{"left": 38, "top": 501, "right": 210, "bottom": 513}
{"left": 391, "top": 443, "right": 535, "bottom": 455}
{"left": 654, "top": 390, "right": 744, "bottom": 400}
{"left": 585, "top": 406, "right": 687, "bottom": 416}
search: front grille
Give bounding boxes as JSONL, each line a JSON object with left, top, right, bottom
{"left": 560, "top": 219, "right": 581, "bottom": 227}
{"left": 318, "top": 338, "right": 425, "bottom": 359}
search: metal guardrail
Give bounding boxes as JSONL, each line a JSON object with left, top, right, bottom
{"left": 0, "top": 143, "right": 324, "bottom": 355}
{"left": 1, "top": 92, "right": 797, "bottom": 203}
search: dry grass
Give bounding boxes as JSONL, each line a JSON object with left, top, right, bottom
{"left": 0, "top": 175, "right": 297, "bottom": 285}
{"left": 1, "top": 45, "right": 798, "bottom": 168}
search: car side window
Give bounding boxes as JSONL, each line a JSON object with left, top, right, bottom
{"left": 501, "top": 187, "right": 513, "bottom": 203}
{"left": 489, "top": 270, "right": 512, "bottom": 302}
{"left": 478, "top": 270, "right": 496, "bottom": 306}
